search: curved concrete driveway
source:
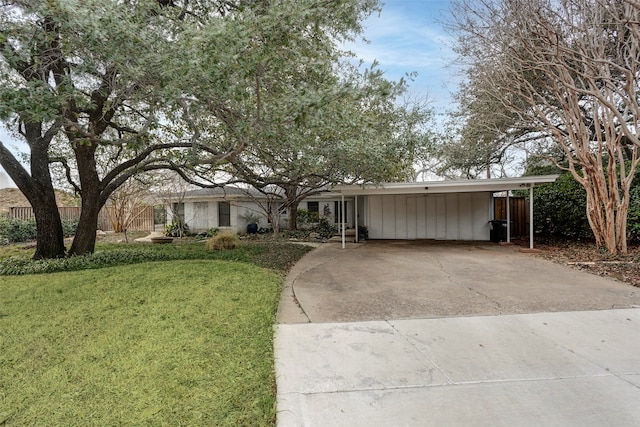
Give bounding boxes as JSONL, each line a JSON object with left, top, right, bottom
{"left": 278, "top": 240, "right": 640, "bottom": 323}
{"left": 275, "top": 241, "right": 640, "bottom": 426}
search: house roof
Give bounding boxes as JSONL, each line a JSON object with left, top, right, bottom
{"left": 332, "top": 175, "right": 559, "bottom": 196}
{"left": 181, "top": 186, "right": 277, "bottom": 200}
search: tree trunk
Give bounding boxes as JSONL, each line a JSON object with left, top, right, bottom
{"left": 579, "top": 163, "right": 633, "bottom": 256}
{"left": 31, "top": 192, "right": 66, "bottom": 259}
{"left": 284, "top": 186, "right": 302, "bottom": 230}
{"left": 268, "top": 211, "right": 280, "bottom": 237}
{"left": 69, "top": 195, "right": 102, "bottom": 256}
{"left": 287, "top": 200, "right": 300, "bottom": 230}
{"left": 68, "top": 144, "right": 103, "bottom": 256}
{"left": 1, "top": 131, "right": 66, "bottom": 259}
{"left": 615, "top": 199, "right": 629, "bottom": 255}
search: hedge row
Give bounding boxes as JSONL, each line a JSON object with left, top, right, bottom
{"left": 0, "top": 217, "right": 78, "bottom": 244}
{"left": 531, "top": 172, "right": 640, "bottom": 242}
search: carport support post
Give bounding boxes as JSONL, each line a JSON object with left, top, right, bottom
{"left": 506, "top": 191, "right": 511, "bottom": 243}
{"left": 341, "top": 193, "right": 346, "bottom": 249}
{"left": 354, "top": 195, "right": 358, "bottom": 243}
{"left": 529, "top": 184, "right": 534, "bottom": 249}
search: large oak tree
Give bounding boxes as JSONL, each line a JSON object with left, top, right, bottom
{"left": 0, "top": 0, "right": 378, "bottom": 258}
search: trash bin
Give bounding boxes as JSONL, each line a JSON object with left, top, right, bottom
{"left": 489, "top": 220, "right": 508, "bottom": 243}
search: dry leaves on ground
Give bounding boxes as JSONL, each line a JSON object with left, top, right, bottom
{"left": 523, "top": 239, "right": 640, "bottom": 288}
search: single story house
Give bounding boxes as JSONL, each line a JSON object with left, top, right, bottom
{"left": 166, "top": 187, "right": 354, "bottom": 233}
{"left": 165, "top": 176, "right": 558, "bottom": 247}
{"left": 166, "top": 187, "right": 271, "bottom": 234}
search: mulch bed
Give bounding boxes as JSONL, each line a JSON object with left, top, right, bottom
{"left": 513, "top": 238, "right": 640, "bottom": 288}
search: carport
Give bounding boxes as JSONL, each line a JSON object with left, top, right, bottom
{"left": 332, "top": 175, "right": 559, "bottom": 249}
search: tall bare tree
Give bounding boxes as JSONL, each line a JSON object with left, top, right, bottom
{"left": 449, "top": 0, "right": 640, "bottom": 254}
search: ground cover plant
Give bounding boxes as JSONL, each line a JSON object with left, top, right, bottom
{"left": 0, "top": 241, "right": 313, "bottom": 426}
{"left": 0, "top": 240, "right": 312, "bottom": 275}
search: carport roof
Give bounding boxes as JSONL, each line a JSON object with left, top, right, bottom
{"left": 332, "top": 175, "right": 559, "bottom": 196}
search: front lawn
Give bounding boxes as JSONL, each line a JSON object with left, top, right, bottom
{"left": 0, "top": 242, "right": 313, "bottom": 426}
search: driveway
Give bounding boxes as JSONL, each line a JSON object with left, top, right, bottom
{"left": 278, "top": 240, "right": 640, "bottom": 323}
{"left": 275, "top": 241, "right": 640, "bottom": 426}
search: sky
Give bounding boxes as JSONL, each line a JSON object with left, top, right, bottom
{"left": 345, "top": 0, "right": 459, "bottom": 118}
{"left": 0, "top": 0, "right": 459, "bottom": 187}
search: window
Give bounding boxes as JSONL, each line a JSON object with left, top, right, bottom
{"left": 307, "top": 201, "right": 319, "bottom": 214}
{"left": 334, "top": 201, "right": 348, "bottom": 224}
{"left": 218, "top": 201, "right": 231, "bottom": 227}
{"left": 304, "top": 202, "right": 320, "bottom": 222}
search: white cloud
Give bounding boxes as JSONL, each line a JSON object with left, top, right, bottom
{"left": 343, "top": 0, "right": 461, "bottom": 112}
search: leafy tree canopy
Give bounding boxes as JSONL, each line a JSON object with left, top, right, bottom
{"left": 0, "top": 0, "right": 381, "bottom": 258}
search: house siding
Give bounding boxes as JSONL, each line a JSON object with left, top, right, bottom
{"left": 365, "top": 192, "right": 491, "bottom": 241}
{"left": 167, "top": 200, "right": 262, "bottom": 233}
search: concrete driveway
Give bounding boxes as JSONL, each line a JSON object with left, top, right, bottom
{"left": 275, "top": 241, "right": 640, "bottom": 426}
{"left": 278, "top": 240, "right": 640, "bottom": 323}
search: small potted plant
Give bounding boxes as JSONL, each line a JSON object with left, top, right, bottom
{"left": 358, "top": 225, "right": 368, "bottom": 241}
{"left": 242, "top": 211, "right": 262, "bottom": 234}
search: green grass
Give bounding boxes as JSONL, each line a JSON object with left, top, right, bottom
{"left": 0, "top": 260, "right": 284, "bottom": 426}
{"left": 0, "top": 240, "right": 314, "bottom": 425}
{"left": 0, "top": 243, "right": 31, "bottom": 261}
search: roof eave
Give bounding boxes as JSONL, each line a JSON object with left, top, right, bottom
{"left": 332, "top": 175, "right": 560, "bottom": 196}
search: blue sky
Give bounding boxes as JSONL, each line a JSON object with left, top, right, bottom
{"left": 345, "top": 0, "right": 458, "bottom": 117}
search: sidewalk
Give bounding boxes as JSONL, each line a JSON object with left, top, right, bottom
{"left": 275, "top": 309, "right": 640, "bottom": 426}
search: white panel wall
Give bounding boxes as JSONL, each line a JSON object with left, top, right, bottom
{"left": 457, "top": 193, "right": 474, "bottom": 240}
{"left": 425, "top": 196, "right": 437, "bottom": 239}
{"left": 406, "top": 196, "right": 417, "bottom": 239}
{"left": 381, "top": 195, "right": 396, "bottom": 239}
{"left": 445, "top": 194, "right": 458, "bottom": 239}
{"left": 368, "top": 195, "right": 384, "bottom": 238}
{"left": 416, "top": 196, "right": 427, "bottom": 239}
{"left": 434, "top": 195, "right": 446, "bottom": 240}
{"left": 192, "top": 202, "right": 210, "bottom": 230}
{"left": 395, "top": 195, "right": 408, "bottom": 239}
{"left": 366, "top": 192, "right": 492, "bottom": 241}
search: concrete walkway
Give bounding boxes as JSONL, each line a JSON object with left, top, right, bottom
{"left": 275, "top": 242, "right": 640, "bottom": 426}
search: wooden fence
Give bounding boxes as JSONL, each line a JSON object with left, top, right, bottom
{"left": 8, "top": 205, "right": 155, "bottom": 232}
{"left": 493, "top": 197, "right": 529, "bottom": 237}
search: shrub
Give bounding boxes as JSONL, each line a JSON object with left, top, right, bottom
{"left": 206, "top": 227, "right": 219, "bottom": 237}
{"left": 240, "top": 211, "right": 262, "bottom": 225}
{"left": 297, "top": 209, "right": 319, "bottom": 225}
{"left": 527, "top": 170, "right": 640, "bottom": 242}
{"left": 62, "top": 218, "right": 78, "bottom": 237}
{"left": 165, "top": 220, "right": 189, "bottom": 237}
{"left": 628, "top": 184, "right": 640, "bottom": 243}
{"left": 529, "top": 172, "right": 591, "bottom": 240}
{"left": 310, "top": 217, "right": 337, "bottom": 238}
{"left": 0, "top": 241, "right": 313, "bottom": 275}
{"left": 206, "top": 232, "right": 239, "bottom": 250}
{"left": 0, "top": 217, "right": 38, "bottom": 243}
{"left": 0, "top": 217, "right": 77, "bottom": 244}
